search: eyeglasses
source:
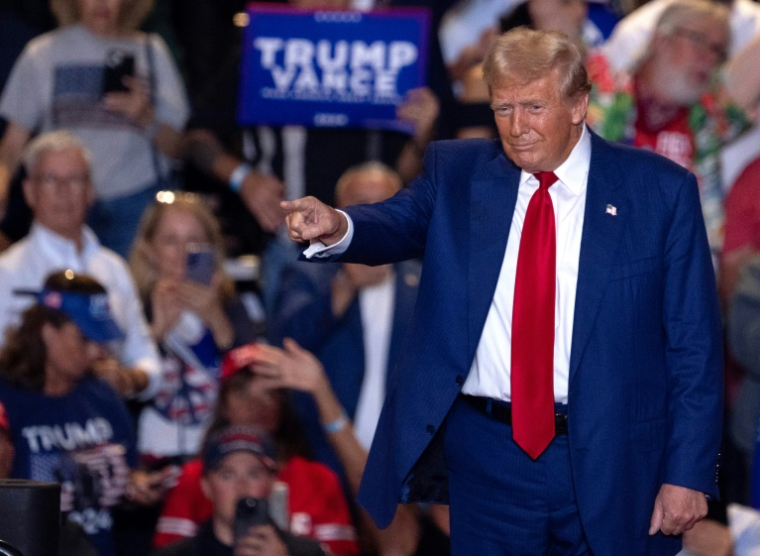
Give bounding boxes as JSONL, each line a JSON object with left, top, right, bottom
{"left": 32, "top": 173, "right": 90, "bottom": 189}
{"left": 672, "top": 27, "right": 728, "bottom": 63}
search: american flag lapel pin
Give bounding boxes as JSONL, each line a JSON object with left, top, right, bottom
{"left": 605, "top": 204, "right": 617, "bottom": 216}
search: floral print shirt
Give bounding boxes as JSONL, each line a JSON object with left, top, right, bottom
{"left": 585, "top": 50, "right": 751, "bottom": 262}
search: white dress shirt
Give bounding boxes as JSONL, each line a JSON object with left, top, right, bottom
{"left": 0, "top": 223, "right": 161, "bottom": 400}
{"left": 461, "top": 126, "right": 591, "bottom": 403}
{"left": 353, "top": 273, "right": 395, "bottom": 450}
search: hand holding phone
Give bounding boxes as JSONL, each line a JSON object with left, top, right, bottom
{"left": 185, "top": 243, "right": 216, "bottom": 285}
{"left": 102, "top": 50, "right": 135, "bottom": 96}
{"left": 234, "top": 497, "right": 270, "bottom": 542}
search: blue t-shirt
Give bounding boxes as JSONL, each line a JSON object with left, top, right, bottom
{"left": 0, "top": 376, "right": 137, "bottom": 556}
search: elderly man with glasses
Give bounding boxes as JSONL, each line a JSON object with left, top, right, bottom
{"left": 586, "top": 0, "right": 760, "bottom": 268}
{"left": 0, "top": 129, "right": 161, "bottom": 401}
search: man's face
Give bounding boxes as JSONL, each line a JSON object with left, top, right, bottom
{"left": 202, "top": 452, "right": 275, "bottom": 530}
{"left": 23, "top": 148, "right": 94, "bottom": 240}
{"left": 491, "top": 70, "right": 588, "bottom": 174}
{"left": 650, "top": 19, "right": 728, "bottom": 104}
{"left": 337, "top": 169, "right": 398, "bottom": 285}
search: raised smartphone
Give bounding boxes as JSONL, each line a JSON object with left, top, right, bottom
{"left": 234, "top": 497, "right": 270, "bottom": 541}
{"left": 102, "top": 50, "right": 135, "bottom": 95}
{"left": 185, "top": 244, "right": 216, "bottom": 285}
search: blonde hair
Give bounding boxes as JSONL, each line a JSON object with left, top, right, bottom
{"left": 129, "top": 192, "right": 235, "bottom": 302}
{"left": 482, "top": 27, "right": 591, "bottom": 101}
{"left": 50, "top": 0, "right": 155, "bottom": 32}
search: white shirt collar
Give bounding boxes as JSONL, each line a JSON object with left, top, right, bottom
{"left": 29, "top": 222, "right": 103, "bottom": 263}
{"left": 519, "top": 124, "right": 591, "bottom": 195}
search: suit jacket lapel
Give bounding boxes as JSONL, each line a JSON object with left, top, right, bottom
{"left": 467, "top": 148, "right": 521, "bottom": 363}
{"left": 568, "top": 132, "right": 627, "bottom": 388}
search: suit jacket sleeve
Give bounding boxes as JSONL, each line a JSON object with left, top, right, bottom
{"left": 662, "top": 171, "right": 723, "bottom": 496}
{"left": 340, "top": 144, "right": 440, "bottom": 265}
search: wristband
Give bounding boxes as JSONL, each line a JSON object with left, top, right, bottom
{"left": 229, "top": 162, "right": 252, "bottom": 193}
{"left": 323, "top": 412, "right": 348, "bottom": 434}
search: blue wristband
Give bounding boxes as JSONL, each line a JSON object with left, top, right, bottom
{"left": 229, "top": 162, "right": 252, "bottom": 193}
{"left": 323, "top": 412, "right": 348, "bottom": 434}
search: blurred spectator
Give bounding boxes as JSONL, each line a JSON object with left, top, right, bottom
{"left": 454, "top": 0, "right": 596, "bottom": 139}
{"left": 602, "top": 0, "right": 760, "bottom": 199}
{"left": 680, "top": 503, "right": 760, "bottom": 556}
{"left": 585, "top": 0, "right": 760, "bottom": 265}
{"left": 440, "top": 0, "right": 608, "bottom": 93}
{"left": 603, "top": 0, "right": 760, "bottom": 72}
{"left": 0, "top": 0, "right": 189, "bottom": 257}
{"left": 728, "top": 256, "right": 760, "bottom": 496}
{"left": 152, "top": 425, "right": 329, "bottom": 556}
{"left": 181, "top": 0, "right": 441, "bottom": 312}
{"left": 0, "top": 271, "right": 172, "bottom": 556}
{"left": 153, "top": 363, "right": 358, "bottom": 555}
{"left": 128, "top": 192, "right": 259, "bottom": 463}
{"left": 249, "top": 339, "right": 451, "bottom": 556}
{"left": 0, "top": 131, "right": 161, "bottom": 400}
{"left": 269, "top": 163, "right": 420, "bottom": 472}
{"left": 439, "top": 0, "right": 519, "bottom": 85}
{"left": 721, "top": 156, "right": 760, "bottom": 304}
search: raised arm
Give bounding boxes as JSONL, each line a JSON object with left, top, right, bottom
{"left": 251, "top": 339, "right": 367, "bottom": 493}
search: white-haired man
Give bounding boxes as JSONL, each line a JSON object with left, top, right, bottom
{"left": 0, "top": 130, "right": 161, "bottom": 399}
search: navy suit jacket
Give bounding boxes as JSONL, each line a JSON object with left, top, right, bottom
{"left": 326, "top": 131, "right": 722, "bottom": 556}
{"left": 270, "top": 260, "right": 421, "bottom": 475}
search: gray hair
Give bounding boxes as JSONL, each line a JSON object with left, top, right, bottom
{"left": 23, "top": 131, "right": 92, "bottom": 175}
{"left": 654, "top": 0, "right": 729, "bottom": 37}
{"left": 482, "top": 28, "right": 591, "bottom": 101}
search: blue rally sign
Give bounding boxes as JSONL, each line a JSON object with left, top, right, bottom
{"left": 238, "top": 4, "right": 430, "bottom": 133}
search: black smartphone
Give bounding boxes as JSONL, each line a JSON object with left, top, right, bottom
{"left": 234, "top": 497, "right": 270, "bottom": 541}
{"left": 102, "top": 50, "right": 135, "bottom": 95}
{"left": 185, "top": 244, "right": 216, "bottom": 285}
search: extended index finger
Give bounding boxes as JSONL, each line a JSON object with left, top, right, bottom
{"left": 280, "top": 196, "right": 314, "bottom": 214}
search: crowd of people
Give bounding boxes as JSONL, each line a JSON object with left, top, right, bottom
{"left": 1, "top": 0, "right": 760, "bottom": 555}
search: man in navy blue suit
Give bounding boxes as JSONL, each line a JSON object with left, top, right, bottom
{"left": 281, "top": 28, "right": 722, "bottom": 556}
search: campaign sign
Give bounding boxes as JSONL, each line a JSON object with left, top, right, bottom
{"left": 238, "top": 4, "right": 430, "bottom": 133}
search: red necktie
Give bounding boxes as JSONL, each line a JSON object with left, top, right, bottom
{"left": 511, "top": 171, "right": 558, "bottom": 459}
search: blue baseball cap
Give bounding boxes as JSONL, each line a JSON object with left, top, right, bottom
{"left": 15, "top": 288, "right": 124, "bottom": 344}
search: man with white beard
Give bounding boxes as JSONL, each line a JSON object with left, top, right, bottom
{"left": 585, "top": 0, "right": 760, "bottom": 268}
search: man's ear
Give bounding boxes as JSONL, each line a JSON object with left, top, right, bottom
{"left": 572, "top": 92, "right": 590, "bottom": 125}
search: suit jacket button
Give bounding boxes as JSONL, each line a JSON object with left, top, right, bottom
{"left": 455, "top": 375, "right": 464, "bottom": 386}
{"left": 426, "top": 424, "right": 435, "bottom": 435}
